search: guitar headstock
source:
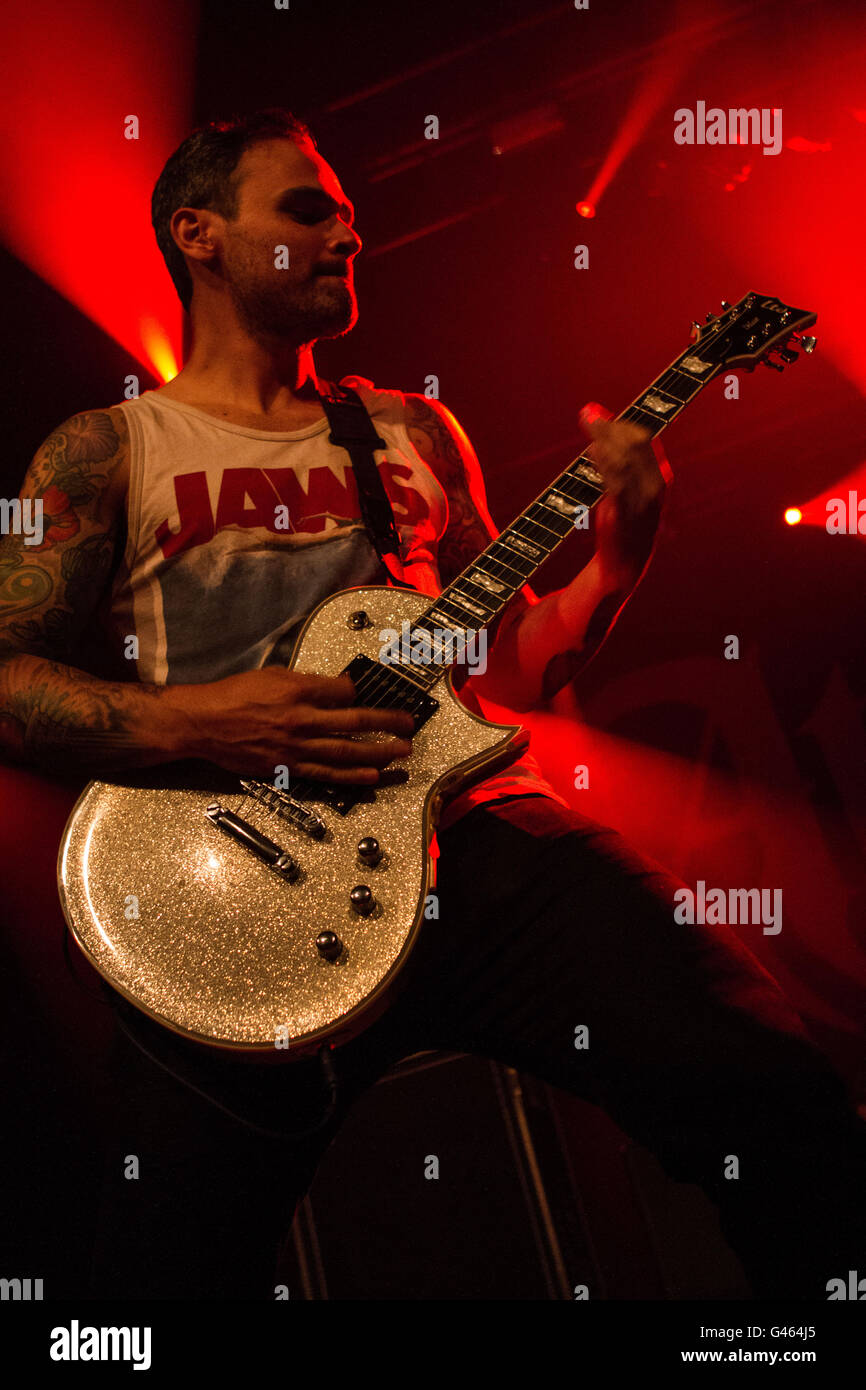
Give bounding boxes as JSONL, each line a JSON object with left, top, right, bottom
{"left": 689, "top": 293, "right": 817, "bottom": 373}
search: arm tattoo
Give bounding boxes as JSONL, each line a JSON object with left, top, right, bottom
{"left": 0, "top": 659, "right": 162, "bottom": 775}
{"left": 0, "top": 408, "right": 139, "bottom": 769}
{"left": 404, "top": 396, "right": 495, "bottom": 588}
{"left": 0, "top": 409, "right": 125, "bottom": 625}
{"left": 5, "top": 532, "right": 118, "bottom": 657}
{"left": 27, "top": 409, "right": 122, "bottom": 505}
{"left": 540, "top": 591, "right": 625, "bottom": 701}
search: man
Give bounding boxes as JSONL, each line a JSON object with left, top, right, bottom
{"left": 1, "top": 109, "right": 863, "bottom": 1300}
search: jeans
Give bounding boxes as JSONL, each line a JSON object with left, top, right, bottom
{"left": 85, "top": 794, "right": 866, "bottom": 1300}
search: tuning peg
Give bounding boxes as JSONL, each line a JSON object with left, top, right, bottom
{"left": 720, "top": 300, "right": 731, "bottom": 310}
{"left": 762, "top": 357, "right": 784, "bottom": 372}
{"left": 705, "top": 311, "right": 714, "bottom": 321}
{"left": 690, "top": 320, "right": 701, "bottom": 342}
{"left": 778, "top": 348, "right": 798, "bottom": 364}
{"left": 800, "top": 335, "right": 817, "bottom": 354}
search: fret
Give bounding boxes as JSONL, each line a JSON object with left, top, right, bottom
{"left": 449, "top": 572, "right": 511, "bottom": 611}
{"left": 486, "top": 539, "right": 533, "bottom": 581}
{"left": 635, "top": 386, "right": 680, "bottom": 416}
{"left": 675, "top": 353, "right": 716, "bottom": 380}
{"left": 498, "top": 531, "right": 545, "bottom": 563}
{"left": 650, "top": 373, "right": 696, "bottom": 407}
{"left": 468, "top": 566, "right": 509, "bottom": 595}
{"left": 621, "top": 404, "right": 667, "bottom": 436}
{"left": 566, "top": 460, "right": 605, "bottom": 492}
{"left": 514, "top": 511, "right": 562, "bottom": 545}
{"left": 447, "top": 588, "right": 494, "bottom": 621}
{"left": 430, "top": 593, "right": 484, "bottom": 628}
{"left": 667, "top": 363, "right": 706, "bottom": 393}
{"left": 538, "top": 488, "right": 587, "bottom": 521}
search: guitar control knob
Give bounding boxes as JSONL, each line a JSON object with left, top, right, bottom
{"left": 350, "top": 885, "right": 376, "bottom": 916}
{"left": 357, "top": 836, "right": 383, "bottom": 866}
{"left": 348, "top": 610, "right": 371, "bottom": 629}
{"left": 316, "top": 930, "right": 343, "bottom": 961}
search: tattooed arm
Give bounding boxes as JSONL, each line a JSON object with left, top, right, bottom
{"left": 404, "top": 394, "right": 668, "bottom": 711}
{"left": 0, "top": 409, "right": 191, "bottom": 774}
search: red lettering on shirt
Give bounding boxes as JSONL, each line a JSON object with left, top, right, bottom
{"left": 155, "top": 472, "right": 215, "bottom": 560}
{"left": 155, "top": 460, "right": 428, "bottom": 559}
{"left": 214, "top": 468, "right": 282, "bottom": 532}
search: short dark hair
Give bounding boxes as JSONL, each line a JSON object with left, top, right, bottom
{"left": 151, "top": 108, "right": 316, "bottom": 313}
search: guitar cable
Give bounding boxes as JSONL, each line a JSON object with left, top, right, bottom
{"left": 62, "top": 922, "right": 343, "bottom": 1144}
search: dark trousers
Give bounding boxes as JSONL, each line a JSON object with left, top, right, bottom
{"left": 84, "top": 794, "right": 866, "bottom": 1300}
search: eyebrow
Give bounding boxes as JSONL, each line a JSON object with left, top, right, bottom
{"left": 276, "top": 185, "right": 355, "bottom": 225}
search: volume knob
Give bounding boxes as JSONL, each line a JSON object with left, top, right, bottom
{"left": 350, "top": 885, "right": 376, "bottom": 916}
{"left": 316, "top": 930, "right": 343, "bottom": 961}
{"left": 357, "top": 836, "right": 383, "bottom": 866}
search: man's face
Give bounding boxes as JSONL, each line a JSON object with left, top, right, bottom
{"left": 211, "top": 137, "right": 362, "bottom": 344}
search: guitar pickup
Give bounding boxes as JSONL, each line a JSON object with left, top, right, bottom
{"left": 343, "top": 653, "right": 439, "bottom": 731}
{"left": 206, "top": 802, "right": 300, "bottom": 880}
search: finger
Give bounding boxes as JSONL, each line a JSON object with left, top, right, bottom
{"left": 301, "top": 704, "right": 416, "bottom": 736}
{"left": 291, "top": 762, "right": 385, "bottom": 786}
{"left": 294, "top": 672, "right": 358, "bottom": 706}
{"left": 299, "top": 735, "right": 412, "bottom": 767}
{"left": 579, "top": 401, "right": 613, "bottom": 436}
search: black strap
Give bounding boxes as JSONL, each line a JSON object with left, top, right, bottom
{"left": 316, "top": 380, "right": 404, "bottom": 563}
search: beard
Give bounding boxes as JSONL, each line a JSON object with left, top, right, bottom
{"left": 227, "top": 264, "right": 358, "bottom": 345}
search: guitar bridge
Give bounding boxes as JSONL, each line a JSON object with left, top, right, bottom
{"left": 239, "top": 779, "right": 328, "bottom": 839}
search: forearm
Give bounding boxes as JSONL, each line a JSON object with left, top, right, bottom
{"left": 470, "top": 553, "right": 635, "bottom": 710}
{"left": 0, "top": 651, "right": 195, "bottom": 776}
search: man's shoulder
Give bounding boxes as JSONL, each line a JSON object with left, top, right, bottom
{"left": 335, "top": 379, "right": 477, "bottom": 492}
{"left": 45, "top": 402, "right": 131, "bottom": 454}
{"left": 39, "top": 403, "right": 131, "bottom": 506}
{"left": 339, "top": 376, "right": 447, "bottom": 420}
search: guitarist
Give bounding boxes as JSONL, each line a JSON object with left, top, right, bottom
{"left": 1, "top": 108, "right": 863, "bottom": 1301}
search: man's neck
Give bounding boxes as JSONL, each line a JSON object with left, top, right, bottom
{"left": 163, "top": 329, "right": 324, "bottom": 419}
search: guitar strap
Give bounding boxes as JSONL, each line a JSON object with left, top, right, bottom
{"left": 316, "top": 379, "right": 418, "bottom": 590}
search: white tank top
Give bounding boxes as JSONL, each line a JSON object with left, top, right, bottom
{"left": 105, "top": 376, "right": 567, "bottom": 828}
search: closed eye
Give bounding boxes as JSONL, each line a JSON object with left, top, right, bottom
{"left": 277, "top": 188, "right": 355, "bottom": 227}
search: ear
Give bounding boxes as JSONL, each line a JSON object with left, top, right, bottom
{"left": 169, "top": 206, "right": 221, "bottom": 265}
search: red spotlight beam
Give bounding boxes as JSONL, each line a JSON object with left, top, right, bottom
{"left": 581, "top": 0, "right": 719, "bottom": 213}
{"left": 0, "top": 2, "right": 198, "bottom": 383}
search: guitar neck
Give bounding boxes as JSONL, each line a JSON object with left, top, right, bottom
{"left": 407, "top": 339, "right": 721, "bottom": 684}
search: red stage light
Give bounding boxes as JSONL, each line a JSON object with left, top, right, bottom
{"left": 0, "top": 4, "right": 196, "bottom": 382}
{"left": 576, "top": 201, "right": 596, "bottom": 219}
{"left": 784, "top": 507, "right": 803, "bottom": 526}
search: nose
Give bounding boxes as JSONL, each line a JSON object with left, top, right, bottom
{"left": 331, "top": 219, "right": 362, "bottom": 258}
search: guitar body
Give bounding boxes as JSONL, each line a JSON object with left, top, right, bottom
{"left": 57, "top": 586, "right": 529, "bottom": 1057}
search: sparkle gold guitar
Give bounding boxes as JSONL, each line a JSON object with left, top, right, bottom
{"left": 57, "top": 294, "right": 816, "bottom": 1056}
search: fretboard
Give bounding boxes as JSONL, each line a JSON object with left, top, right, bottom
{"left": 397, "top": 338, "right": 724, "bottom": 689}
